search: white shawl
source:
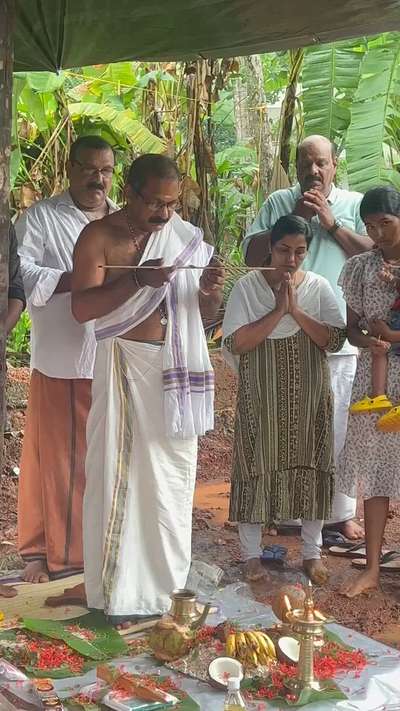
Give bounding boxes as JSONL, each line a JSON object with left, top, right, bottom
{"left": 95, "top": 213, "right": 214, "bottom": 439}
{"left": 222, "top": 270, "right": 345, "bottom": 372}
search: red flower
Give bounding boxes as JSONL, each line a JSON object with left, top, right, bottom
{"left": 27, "top": 640, "right": 84, "bottom": 673}
{"left": 244, "top": 642, "right": 367, "bottom": 702}
{"left": 196, "top": 625, "right": 216, "bottom": 642}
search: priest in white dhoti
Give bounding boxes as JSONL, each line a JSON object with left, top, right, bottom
{"left": 71, "top": 154, "right": 224, "bottom": 623}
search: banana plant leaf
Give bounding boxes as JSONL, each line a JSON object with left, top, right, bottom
{"left": 67, "top": 695, "right": 200, "bottom": 711}
{"left": 65, "top": 676, "right": 200, "bottom": 710}
{"left": 0, "top": 629, "right": 19, "bottom": 641}
{"left": 67, "top": 102, "right": 165, "bottom": 154}
{"left": 0, "top": 627, "right": 96, "bottom": 678}
{"left": 302, "top": 38, "right": 366, "bottom": 143}
{"left": 346, "top": 32, "right": 400, "bottom": 192}
{"left": 25, "top": 660, "right": 98, "bottom": 679}
{"left": 22, "top": 612, "right": 128, "bottom": 660}
{"left": 241, "top": 677, "right": 346, "bottom": 707}
{"left": 324, "top": 629, "right": 353, "bottom": 651}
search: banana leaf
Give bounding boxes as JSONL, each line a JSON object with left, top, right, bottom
{"left": 324, "top": 629, "right": 353, "bottom": 651}
{"left": 346, "top": 32, "right": 400, "bottom": 191}
{"left": 68, "top": 102, "right": 165, "bottom": 154}
{"left": 65, "top": 676, "right": 200, "bottom": 710}
{"left": 24, "top": 71, "right": 66, "bottom": 93}
{"left": 67, "top": 695, "right": 200, "bottom": 710}
{"left": 25, "top": 659, "right": 98, "bottom": 679}
{"left": 0, "top": 630, "right": 19, "bottom": 641}
{"left": 22, "top": 612, "right": 128, "bottom": 660}
{"left": 241, "top": 677, "right": 346, "bottom": 707}
{"left": 176, "top": 694, "right": 200, "bottom": 711}
{"left": 0, "top": 627, "right": 96, "bottom": 678}
{"left": 302, "top": 38, "right": 366, "bottom": 143}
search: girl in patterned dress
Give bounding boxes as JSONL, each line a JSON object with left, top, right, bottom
{"left": 338, "top": 186, "right": 400, "bottom": 597}
{"left": 349, "top": 260, "right": 400, "bottom": 430}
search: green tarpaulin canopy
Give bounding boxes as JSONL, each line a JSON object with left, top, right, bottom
{"left": 15, "top": 0, "right": 400, "bottom": 72}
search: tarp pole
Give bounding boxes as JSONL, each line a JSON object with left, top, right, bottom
{"left": 0, "top": 0, "right": 14, "bottom": 470}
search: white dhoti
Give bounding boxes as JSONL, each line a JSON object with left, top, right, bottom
{"left": 84, "top": 213, "right": 214, "bottom": 617}
{"left": 84, "top": 339, "right": 198, "bottom": 617}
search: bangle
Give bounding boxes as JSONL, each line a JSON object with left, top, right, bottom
{"left": 132, "top": 269, "right": 142, "bottom": 290}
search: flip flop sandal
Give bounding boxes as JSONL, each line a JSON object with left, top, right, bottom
{"left": 273, "top": 524, "right": 301, "bottom": 536}
{"left": 261, "top": 544, "right": 287, "bottom": 563}
{"left": 323, "top": 530, "right": 348, "bottom": 547}
{"left": 351, "top": 550, "right": 400, "bottom": 571}
{"left": 328, "top": 541, "right": 367, "bottom": 558}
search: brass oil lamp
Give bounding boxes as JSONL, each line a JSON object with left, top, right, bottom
{"left": 284, "top": 581, "right": 333, "bottom": 694}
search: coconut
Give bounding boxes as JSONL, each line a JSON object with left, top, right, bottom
{"left": 271, "top": 585, "right": 306, "bottom": 622}
{"left": 208, "top": 657, "right": 244, "bottom": 690}
{"left": 277, "top": 636, "right": 300, "bottom": 664}
{"left": 148, "top": 621, "right": 196, "bottom": 662}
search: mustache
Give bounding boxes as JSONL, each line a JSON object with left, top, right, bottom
{"left": 87, "top": 182, "right": 104, "bottom": 191}
{"left": 149, "top": 218, "right": 168, "bottom": 224}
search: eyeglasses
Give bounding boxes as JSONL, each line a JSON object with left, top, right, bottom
{"left": 134, "top": 188, "right": 180, "bottom": 212}
{"left": 73, "top": 159, "right": 114, "bottom": 178}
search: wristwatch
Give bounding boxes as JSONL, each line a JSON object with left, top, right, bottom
{"left": 327, "top": 218, "right": 344, "bottom": 235}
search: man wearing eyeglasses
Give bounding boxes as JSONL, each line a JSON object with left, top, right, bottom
{"left": 64, "top": 153, "right": 224, "bottom": 623}
{"left": 16, "top": 135, "right": 118, "bottom": 584}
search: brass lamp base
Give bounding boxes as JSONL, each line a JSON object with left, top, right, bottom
{"left": 286, "top": 677, "right": 325, "bottom": 693}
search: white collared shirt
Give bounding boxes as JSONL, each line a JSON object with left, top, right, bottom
{"left": 242, "top": 183, "right": 368, "bottom": 356}
{"left": 16, "top": 190, "right": 118, "bottom": 379}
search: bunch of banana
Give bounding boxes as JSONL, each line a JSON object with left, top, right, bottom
{"left": 225, "top": 629, "right": 277, "bottom": 668}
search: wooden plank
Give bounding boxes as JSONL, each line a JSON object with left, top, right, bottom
{"left": 0, "top": 0, "right": 14, "bottom": 468}
{"left": 118, "top": 618, "right": 159, "bottom": 637}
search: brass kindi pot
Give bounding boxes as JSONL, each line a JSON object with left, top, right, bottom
{"left": 149, "top": 589, "right": 211, "bottom": 662}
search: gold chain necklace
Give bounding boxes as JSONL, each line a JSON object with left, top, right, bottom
{"left": 126, "top": 212, "right": 147, "bottom": 254}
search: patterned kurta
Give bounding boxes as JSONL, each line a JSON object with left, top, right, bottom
{"left": 338, "top": 250, "right": 400, "bottom": 499}
{"left": 226, "top": 325, "right": 345, "bottom": 525}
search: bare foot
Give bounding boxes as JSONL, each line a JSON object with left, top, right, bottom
{"left": 22, "top": 560, "right": 49, "bottom": 584}
{"left": 303, "top": 558, "right": 329, "bottom": 585}
{"left": 325, "top": 519, "right": 364, "bottom": 541}
{"left": 45, "top": 582, "right": 86, "bottom": 607}
{"left": 339, "top": 519, "right": 364, "bottom": 540}
{"left": 342, "top": 569, "right": 380, "bottom": 598}
{"left": 244, "top": 557, "right": 268, "bottom": 581}
{"left": 115, "top": 621, "right": 135, "bottom": 631}
{"left": 107, "top": 615, "right": 161, "bottom": 631}
{"left": 0, "top": 583, "right": 17, "bottom": 598}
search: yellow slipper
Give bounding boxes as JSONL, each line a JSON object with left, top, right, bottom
{"left": 377, "top": 405, "right": 400, "bottom": 432}
{"left": 350, "top": 395, "right": 392, "bottom": 414}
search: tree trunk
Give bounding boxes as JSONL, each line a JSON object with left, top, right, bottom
{"left": 184, "top": 60, "right": 215, "bottom": 243}
{"left": 241, "top": 55, "right": 274, "bottom": 199}
{"left": 279, "top": 49, "right": 304, "bottom": 175}
{"left": 0, "top": 0, "right": 14, "bottom": 469}
{"left": 233, "top": 78, "right": 251, "bottom": 142}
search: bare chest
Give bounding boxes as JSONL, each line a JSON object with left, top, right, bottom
{"left": 103, "top": 237, "right": 144, "bottom": 283}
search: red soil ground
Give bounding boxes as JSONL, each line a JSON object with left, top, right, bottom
{"left": 2, "top": 355, "right": 400, "bottom": 645}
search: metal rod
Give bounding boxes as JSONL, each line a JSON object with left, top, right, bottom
{"left": 98, "top": 264, "right": 278, "bottom": 271}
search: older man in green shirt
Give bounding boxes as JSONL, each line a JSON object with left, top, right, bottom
{"left": 242, "top": 135, "right": 373, "bottom": 583}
